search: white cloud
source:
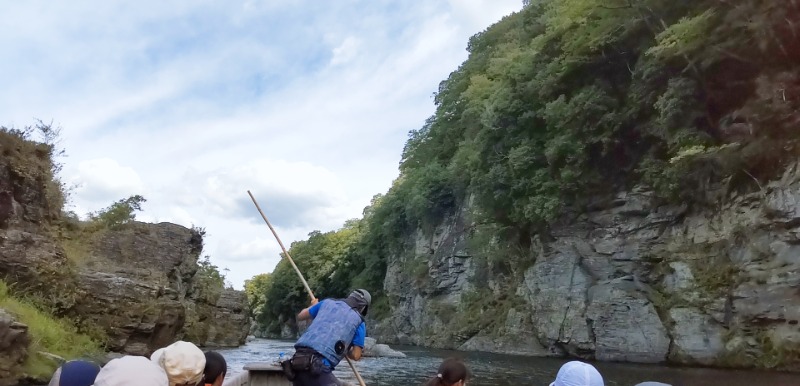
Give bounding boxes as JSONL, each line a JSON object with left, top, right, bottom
{"left": 69, "top": 158, "right": 145, "bottom": 207}
{"left": 0, "top": 0, "right": 522, "bottom": 289}
{"left": 446, "top": 0, "right": 521, "bottom": 32}
{"left": 330, "top": 37, "right": 361, "bottom": 66}
{"left": 217, "top": 239, "right": 272, "bottom": 263}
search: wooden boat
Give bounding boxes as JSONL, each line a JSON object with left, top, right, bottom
{"left": 223, "top": 363, "right": 290, "bottom": 386}
{"left": 222, "top": 363, "right": 357, "bottom": 386}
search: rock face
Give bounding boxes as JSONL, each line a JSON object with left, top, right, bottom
{"left": 207, "top": 289, "right": 250, "bottom": 347}
{"left": 67, "top": 223, "right": 251, "bottom": 353}
{"left": 0, "top": 218, "right": 251, "bottom": 357}
{"left": 184, "top": 288, "right": 250, "bottom": 347}
{"left": 374, "top": 165, "right": 800, "bottom": 369}
{"left": 0, "top": 133, "right": 75, "bottom": 310}
{"left": 69, "top": 222, "right": 202, "bottom": 355}
{"left": 0, "top": 309, "right": 29, "bottom": 386}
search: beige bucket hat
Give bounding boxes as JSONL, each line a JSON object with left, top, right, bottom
{"left": 150, "top": 341, "right": 206, "bottom": 386}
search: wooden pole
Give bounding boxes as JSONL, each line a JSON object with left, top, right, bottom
{"left": 247, "top": 190, "right": 314, "bottom": 301}
{"left": 247, "top": 190, "right": 368, "bottom": 386}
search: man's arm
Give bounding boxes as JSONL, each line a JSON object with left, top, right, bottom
{"left": 297, "top": 298, "right": 319, "bottom": 321}
{"left": 348, "top": 346, "right": 363, "bottom": 361}
{"left": 347, "top": 322, "right": 367, "bottom": 360}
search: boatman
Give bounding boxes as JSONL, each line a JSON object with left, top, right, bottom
{"left": 282, "top": 289, "right": 371, "bottom": 386}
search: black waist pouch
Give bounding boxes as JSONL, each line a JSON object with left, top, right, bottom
{"left": 281, "top": 350, "right": 314, "bottom": 381}
{"left": 290, "top": 353, "right": 314, "bottom": 371}
{"left": 280, "top": 358, "right": 296, "bottom": 381}
{"left": 287, "top": 348, "right": 330, "bottom": 377}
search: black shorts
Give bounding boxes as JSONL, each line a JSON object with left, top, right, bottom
{"left": 292, "top": 367, "right": 344, "bottom": 386}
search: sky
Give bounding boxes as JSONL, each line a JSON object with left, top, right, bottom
{"left": 0, "top": 1, "right": 521, "bottom": 289}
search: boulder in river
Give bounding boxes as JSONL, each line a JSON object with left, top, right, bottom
{"left": 363, "top": 337, "right": 406, "bottom": 358}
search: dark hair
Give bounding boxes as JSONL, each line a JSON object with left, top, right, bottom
{"left": 423, "top": 358, "right": 469, "bottom": 386}
{"left": 203, "top": 352, "right": 227, "bottom": 384}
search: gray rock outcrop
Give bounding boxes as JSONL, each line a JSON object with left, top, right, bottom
{"left": 185, "top": 288, "right": 250, "bottom": 347}
{"left": 72, "top": 223, "right": 251, "bottom": 353}
{"left": 68, "top": 222, "right": 200, "bottom": 355}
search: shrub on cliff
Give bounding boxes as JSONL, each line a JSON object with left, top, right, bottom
{"left": 192, "top": 255, "right": 226, "bottom": 304}
{"left": 87, "top": 195, "right": 146, "bottom": 230}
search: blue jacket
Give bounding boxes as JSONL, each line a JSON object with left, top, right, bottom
{"left": 295, "top": 300, "right": 364, "bottom": 368}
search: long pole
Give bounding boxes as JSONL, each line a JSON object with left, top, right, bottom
{"left": 247, "top": 190, "right": 368, "bottom": 386}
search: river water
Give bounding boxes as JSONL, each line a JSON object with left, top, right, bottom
{"left": 216, "top": 339, "right": 800, "bottom": 386}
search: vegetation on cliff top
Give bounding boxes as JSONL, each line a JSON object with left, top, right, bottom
{"left": 250, "top": 0, "right": 800, "bottom": 335}
{"left": 0, "top": 122, "right": 67, "bottom": 224}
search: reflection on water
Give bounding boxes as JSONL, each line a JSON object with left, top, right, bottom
{"left": 216, "top": 339, "right": 800, "bottom": 386}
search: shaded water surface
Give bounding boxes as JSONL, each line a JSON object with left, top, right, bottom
{"left": 217, "top": 339, "right": 800, "bottom": 386}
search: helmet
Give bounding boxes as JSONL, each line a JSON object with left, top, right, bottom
{"left": 351, "top": 289, "right": 371, "bottom": 305}
{"left": 347, "top": 289, "right": 372, "bottom": 316}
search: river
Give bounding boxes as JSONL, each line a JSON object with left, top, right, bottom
{"left": 215, "top": 339, "right": 800, "bottom": 386}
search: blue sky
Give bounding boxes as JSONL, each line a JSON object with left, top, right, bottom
{"left": 0, "top": 1, "right": 521, "bottom": 289}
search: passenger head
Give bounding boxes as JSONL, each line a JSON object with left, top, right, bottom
{"left": 202, "top": 351, "right": 227, "bottom": 386}
{"left": 423, "top": 358, "right": 470, "bottom": 386}
{"left": 550, "top": 361, "right": 604, "bottom": 386}
{"left": 93, "top": 356, "right": 168, "bottom": 386}
{"left": 49, "top": 360, "right": 100, "bottom": 386}
{"left": 345, "top": 289, "right": 372, "bottom": 316}
{"left": 151, "top": 341, "right": 206, "bottom": 386}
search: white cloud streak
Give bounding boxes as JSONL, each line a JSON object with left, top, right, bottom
{"left": 0, "top": 0, "right": 521, "bottom": 288}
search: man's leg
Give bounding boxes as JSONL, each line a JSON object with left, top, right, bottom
{"left": 291, "top": 369, "right": 342, "bottom": 386}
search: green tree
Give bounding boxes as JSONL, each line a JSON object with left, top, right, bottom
{"left": 192, "top": 255, "right": 226, "bottom": 303}
{"left": 244, "top": 273, "right": 271, "bottom": 320}
{"left": 88, "top": 195, "right": 146, "bottom": 229}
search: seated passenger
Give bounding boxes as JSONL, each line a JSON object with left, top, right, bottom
{"left": 47, "top": 360, "right": 101, "bottom": 386}
{"left": 200, "top": 351, "right": 227, "bottom": 386}
{"left": 150, "top": 341, "right": 206, "bottom": 386}
{"left": 93, "top": 356, "right": 168, "bottom": 386}
{"left": 550, "top": 361, "right": 604, "bottom": 386}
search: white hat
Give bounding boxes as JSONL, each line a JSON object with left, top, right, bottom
{"left": 550, "top": 361, "right": 604, "bottom": 386}
{"left": 93, "top": 356, "right": 168, "bottom": 386}
{"left": 150, "top": 347, "right": 166, "bottom": 362}
{"left": 151, "top": 341, "right": 206, "bottom": 386}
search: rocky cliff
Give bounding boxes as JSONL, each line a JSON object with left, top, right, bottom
{"left": 65, "top": 221, "right": 251, "bottom": 354}
{"left": 372, "top": 165, "right": 800, "bottom": 370}
{"left": 184, "top": 288, "right": 251, "bottom": 347}
{"left": 0, "top": 129, "right": 250, "bottom": 382}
